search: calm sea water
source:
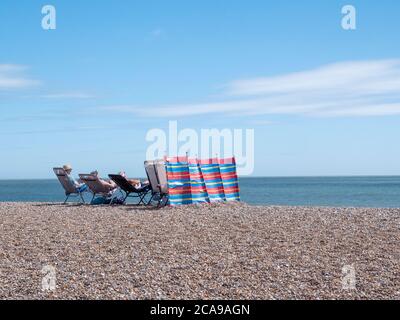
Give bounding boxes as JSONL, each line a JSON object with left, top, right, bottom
{"left": 0, "top": 177, "right": 400, "bottom": 208}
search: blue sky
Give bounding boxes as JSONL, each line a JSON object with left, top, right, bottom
{"left": 1, "top": 0, "right": 400, "bottom": 179}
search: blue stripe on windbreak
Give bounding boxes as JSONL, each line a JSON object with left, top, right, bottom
{"left": 168, "top": 179, "right": 191, "bottom": 183}
{"left": 222, "top": 180, "right": 238, "bottom": 185}
{"left": 220, "top": 167, "right": 236, "bottom": 172}
{"left": 203, "top": 178, "right": 223, "bottom": 183}
{"left": 221, "top": 177, "right": 237, "bottom": 182}
{"left": 169, "top": 194, "right": 192, "bottom": 199}
{"left": 168, "top": 184, "right": 191, "bottom": 189}
{"left": 200, "top": 166, "right": 220, "bottom": 171}
{"left": 201, "top": 165, "right": 219, "bottom": 169}
{"left": 204, "top": 182, "right": 224, "bottom": 187}
{"left": 208, "top": 193, "right": 225, "bottom": 198}
{"left": 167, "top": 168, "right": 187, "bottom": 172}
{"left": 226, "top": 192, "right": 240, "bottom": 198}
{"left": 170, "top": 200, "right": 192, "bottom": 206}
{"left": 168, "top": 164, "right": 188, "bottom": 168}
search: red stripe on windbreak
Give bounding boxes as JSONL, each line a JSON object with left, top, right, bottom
{"left": 169, "top": 192, "right": 191, "bottom": 196}
{"left": 199, "top": 158, "right": 219, "bottom": 165}
{"left": 169, "top": 172, "right": 190, "bottom": 176}
{"left": 191, "top": 191, "right": 207, "bottom": 195}
{"left": 203, "top": 177, "right": 222, "bottom": 181}
{"left": 167, "top": 175, "right": 187, "bottom": 180}
{"left": 222, "top": 187, "right": 239, "bottom": 193}
{"left": 167, "top": 156, "right": 189, "bottom": 163}
{"left": 202, "top": 171, "right": 220, "bottom": 175}
{"left": 168, "top": 173, "right": 190, "bottom": 178}
{"left": 202, "top": 172, "right": 221, "bottom": 178}
{"left": 166, "top": 157, "right": 237, "bottom": 165}
{"left": 190, "top": 186, "right": 207, "bottom": 191}
{"left": 188, "top": 158, "right": 199, "bottom": 164}
{"left": 169, "top": 189, "right": 192, "bottom": 194}
{"left": 219, "top": 157, "right": 236, "bottom": 165}
{"left": 166, "top": 156, "right": 190, "bottom": 162}
{"left": 167, "top": 172, "right": 189, "bottom": 176}
{"left": 206, "top": 188, "right": 225, "bottom": 194}
{"left": 222, "top": 184, "right": 239, "bottom": 189}
{"left": 202, "top": 172, "right": 220, "bottom": 177}
{"left": 221, "top": 173, "right": 238, "bottom": 179}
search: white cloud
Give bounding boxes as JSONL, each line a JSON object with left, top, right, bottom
{"left": 226, "top": 59, "right": 400, "bottom": 96}
{"left": 100, "top": 59, "right": 400, "bottom": 118}
{"left": 0, "top": 64, "right": 40, "bottom": 89}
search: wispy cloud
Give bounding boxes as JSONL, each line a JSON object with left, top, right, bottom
{"left": 0, "top": 64, "right": 40, "bottom": 89}
{"left": 0, "top": 123, "right": 138, "bottom": 136}
{"left": 100, "top": 59, "right": 400, "bottom": 118}
{"left": 40, "top": 92, "right": 94, "bottom": 99}
{"left": 226, "top": 59, "right": 400, "bottom": 97}
{"left": 150, "top": 28, "right": 164, "bottom": 37}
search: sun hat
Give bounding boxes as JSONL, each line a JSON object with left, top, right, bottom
{"left": 63, "top": 164, "right": 73, "bottom": 171}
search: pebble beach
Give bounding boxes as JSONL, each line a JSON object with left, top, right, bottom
{"left": 0, "top": 202, "right": 399, "bottom": 300}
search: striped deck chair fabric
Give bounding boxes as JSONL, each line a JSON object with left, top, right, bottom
{"left": 188, "top": 158, "right": 209, "bottom": 204}
{"left": 199, "top": 158, "right": 226, "bottom": 203}
{"left": 219, "top": 158, "right": 240, "bottom": 202}
{"left": 166, "top": 156, "right": 192, "bottom": 206}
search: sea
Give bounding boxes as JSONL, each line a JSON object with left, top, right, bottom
{"left": 1, "top": 176, "right": 400, "bottom": 208}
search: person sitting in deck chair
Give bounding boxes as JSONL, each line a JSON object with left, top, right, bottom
{"left": 63, "top": 164, "right": 88, "bottom": 193}
{"left": 118, "top": 171, "right": 147, "bottom": 189}
{"left": 90, "top": 170, "right": 118, "bottom": 190}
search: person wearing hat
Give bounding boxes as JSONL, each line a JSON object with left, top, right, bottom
{"left": 63, "top": 164, "right": 88, "bottom": 192}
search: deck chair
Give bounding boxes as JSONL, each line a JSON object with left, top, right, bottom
{"left": 79, "top": 173, "right": 118, "bottom": 204}
{"left": 108, "top": 174, "right": 151, "bottom": 205}
{"left": 53, "top": 167, "right": 87, "bottom": 204}
{"left": 144, "top": 160, "right": 169, "bottom": 207}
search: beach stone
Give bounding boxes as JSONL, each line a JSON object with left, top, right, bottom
{"left": 0, "top": 202, "right": 399, "bottom": 299}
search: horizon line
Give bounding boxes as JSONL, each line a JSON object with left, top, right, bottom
{"left": 1, "top": 174, "right": 400, "bottom": 181}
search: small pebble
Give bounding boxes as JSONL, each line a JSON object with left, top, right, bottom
{"left": 0, "top": 202, "right": 398, "bottom": 299}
